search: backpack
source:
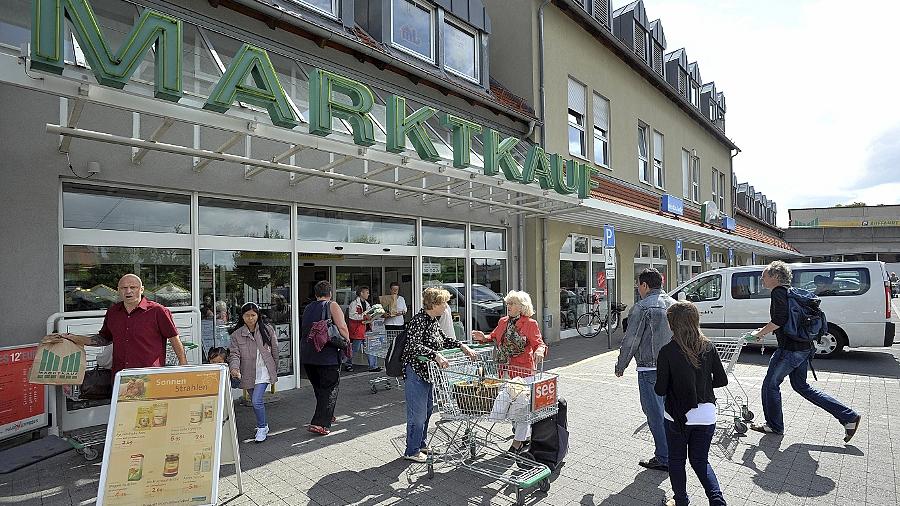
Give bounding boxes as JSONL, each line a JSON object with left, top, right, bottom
{"left": 783, "top": 288, "right": 828, "bottom": 343}
{"left": 384, "top": 324, "right": 409, "bottom": 378}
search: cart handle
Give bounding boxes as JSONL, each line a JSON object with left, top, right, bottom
{"left": 416, "top": 343, "right": 492, "bottom": 361}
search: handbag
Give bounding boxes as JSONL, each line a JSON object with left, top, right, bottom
{"left": 79, "top": 366, "right": 113, "bottom": 400}
{"left": 322, "top": 302, "right": 349, "bottom": 350}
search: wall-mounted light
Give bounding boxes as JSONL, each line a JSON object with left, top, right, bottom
{"left": 87, "top": 161, "right": 101, "bottom": 174}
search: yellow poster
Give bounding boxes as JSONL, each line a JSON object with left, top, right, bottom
{"left": 99, "top": 368, "right": 224, "bottom": 506}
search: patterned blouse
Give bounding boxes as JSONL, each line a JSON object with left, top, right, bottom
{"left": 401, "top": 309, "right": 463, "bottom": 382}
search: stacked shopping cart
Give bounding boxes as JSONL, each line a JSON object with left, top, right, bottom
{"left": 363, "top": 320, "right": 402, "bottom": 393}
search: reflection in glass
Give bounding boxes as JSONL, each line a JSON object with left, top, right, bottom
{"left": 443, "top": 21, "right": 477, "bottom": 80}
{"left": 423, "top": 222, "right": 465, "bottom": 248}
{"left": 63, "top": 246, "right": 191, "bottom": 311}
{"left": 297, "top": 208, "right": 416, "bottom": 245}
{"left": 198, "top": 197, "right": 290, "bottom": 238}
{"left": 560, "top": 260, "right": 588, "bottom": 330}
{"left": 472, "top": 259, "right": 506, "bottom": 334}
{"left": 391, "top": 0, "right": 433, "bottom": 59}
{"left": 422, "top": 256, "right": 466, "bottom": 339}
{"left": 199, "top": 250, "right": 292, "bottom": 374}
{"left": 63, "top": 183, "right": 190, "bottom": 234}
{"left": 574, "top": 237, "right": 588, "bottom": 253}
{"left": 470, "top": 227, "right": 506, "bottom": 251}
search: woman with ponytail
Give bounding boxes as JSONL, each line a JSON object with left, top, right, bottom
{"left": 655, "top": 301, "right": 728, "bottom": 506}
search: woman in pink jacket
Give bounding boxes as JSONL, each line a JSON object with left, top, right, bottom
{"left": 473, "top": 290, "right": 547, "bottom": 453}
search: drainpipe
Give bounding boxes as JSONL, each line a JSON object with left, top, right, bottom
{"left": 518, "top": 119, "right": 536, "bottom": 291}
{"left": 538, "top": 0, "right": 552, "bottom": 338}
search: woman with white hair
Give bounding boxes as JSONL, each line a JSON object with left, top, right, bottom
{"left": 472, "top": 290, "right": 547, "bottom": 453}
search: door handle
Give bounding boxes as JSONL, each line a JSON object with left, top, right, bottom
{"left": 711, "top": 305, "right": 724, "bottom": 309}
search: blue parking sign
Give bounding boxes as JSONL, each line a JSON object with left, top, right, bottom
{"left": 603, "top": 225, "right": 616, "bottom": 249}
{"left": 675, "top": 239, "right": 683, "bottom": 261}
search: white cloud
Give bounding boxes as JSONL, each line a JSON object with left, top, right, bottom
{"left": 641, "top": 0, "right": 900, "bottom": 225}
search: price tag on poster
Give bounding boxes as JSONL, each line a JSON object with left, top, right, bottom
{"left": 97, "top": 365, "right": 241, "bottom": 506}
{"left": 0, "top": 345, "right": 48, "bottom": 441}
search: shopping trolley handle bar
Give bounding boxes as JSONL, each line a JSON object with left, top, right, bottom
{"left": 416, "top": 343, "right": 492, "bottom": 362}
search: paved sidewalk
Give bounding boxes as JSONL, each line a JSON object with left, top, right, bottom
{"left": 2, "top": 332, "right": 899, "bottom": 505}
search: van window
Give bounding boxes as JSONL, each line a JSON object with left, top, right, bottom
{"left": 793, "top": 268, "right": 871, "bottom": 296}
{"left": 681, "top": 274, "right": 722, "bottom": 302}
{"left": 731, "top": 272, "right": 770, "bottom": 299}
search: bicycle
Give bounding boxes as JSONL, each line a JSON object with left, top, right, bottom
{"left": 576, "top": 301, "right": 628, "bottom": 338}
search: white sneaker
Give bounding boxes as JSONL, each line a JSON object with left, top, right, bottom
{"left": 403, "top": 451, "right": 427, "bottom": 463}
{"left": 255, "top": 425, "right": 269, "bottom": 442}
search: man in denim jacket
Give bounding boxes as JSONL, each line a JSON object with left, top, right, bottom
{"left": 615, "top": 268, "right": 674, "bottom": 471}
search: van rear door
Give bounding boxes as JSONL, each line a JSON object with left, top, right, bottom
{"left": 725, "top": 271, "right": 770, "bottom": 341}
{"left": 674, "top": 273, "right": 726, "bottom": 337}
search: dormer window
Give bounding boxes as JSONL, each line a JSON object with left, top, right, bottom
{"left": 443, "top": 18, "right": 479, "bottom": 82}
{"left": 293, "top": 0, "right": 338, "bottom": 17}
{"left": 390, "top": 0, "right": 435, "bottom": 62}
{"left": 691, "top": 83, "right": 700, "bottom": 107}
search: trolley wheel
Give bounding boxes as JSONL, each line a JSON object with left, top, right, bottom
{"left": 370, "top": 385, "right": 378, "bottom": 394}
{"left": 741, "top": 406, "right": 754, "bottom": 422}
{"left": 516, "top": 488, "right": 525, "bottom": 506}
{"left": 734, "top": 419, "right": 748, "bottom": 434}
{"left": 82, "top": 446, "right": 100, "bottom": 461}
{"left": 539, "top": 478, "right": 551, "bottom": 492}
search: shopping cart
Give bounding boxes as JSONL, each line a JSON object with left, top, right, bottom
{"left": 364, "top": 328, "right": 403, "bottom": 393}
{"left": 711, "top": 336, "right": 755, "bottom": 434}
{"left": 59, "top": 353, "right": 108, "bottom": 461}
{"left": 415, "top": 344, "right": 558, "bottom": 505}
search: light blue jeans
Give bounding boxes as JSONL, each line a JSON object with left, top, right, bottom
{"left": 252, "top": 383, "right": 268, "bottom": 428}
{"left": 638, "top": 370, "right": 668, "bottom": 465}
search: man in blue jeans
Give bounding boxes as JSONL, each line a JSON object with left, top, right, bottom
{"left": 615, "top": 268, "right": 675, "bottom": 471}
{"left": 750, "top": 261, "right": 862, "bottom": 441}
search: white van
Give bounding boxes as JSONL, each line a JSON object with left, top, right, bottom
{"left": 670, "top": 261, "right": 896, "bottom": 357}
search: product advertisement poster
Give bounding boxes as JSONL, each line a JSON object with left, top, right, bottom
{"left": 0, "top": 345, "right": 48, "bottom": 441}
{"left": 97, "top": 366, "right": 226, "bottom": 506}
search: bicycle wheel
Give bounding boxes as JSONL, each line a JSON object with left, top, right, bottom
{"left": 576, "top": 312, "right": 602, "bottom": 338}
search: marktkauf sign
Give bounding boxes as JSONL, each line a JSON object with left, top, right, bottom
{"left": 31, "top": 0, "right": 598, "bottom": 200}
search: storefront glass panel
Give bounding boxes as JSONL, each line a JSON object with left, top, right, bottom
{"left": 422, "top": 222, "right": 466, "bottom": 248}
{"left": 63, "top": 183, "right": 190, "bottom": 234}
{"left": 199, "top": 250, "right": 292, "bottom": 375}
{"left": 470, "top": 227, "right": 505, "bottom": 251}
{"left": 422, "top": 256, "right": 466, "bottom": 337}
{"left": 199, "top": 197, "right": 290, "bottom": 238}
{"left": 63, "top": 246, "right": 191, "bottom": 311}
{"left": 560, "top": 260, "right": 589, "bottom": 331}
{"left": 471, "top": 259, "right": 506, "bottom": 334}
{"left": 634, "top": 243, "right": 669, "bottom": 300}
{"left": 297, "top": 208, "right": 416, "bottom": 245}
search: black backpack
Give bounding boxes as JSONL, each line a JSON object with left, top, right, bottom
{"left": 384, "top": 324, "right": 409, "bottom": 377}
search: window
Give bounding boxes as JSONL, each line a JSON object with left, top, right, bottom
{"left": 292, "top": 0, "right": 337, "bottom": 16}
{"left": 422, "top": 256, "right": 467, "bottom": 334}
{"left": 634, "top": 242, "right": 669, "bottom": 296}
{"left": 677, "top": 70, "right": 687, "bottom": 96}
{"left": 711, "top": 168, "right": 720, "bottom": 208}
{"left": 391, "top": 0, "right": 434, "bottom": 61}
{"left": 638, "top": 124, "right": 650, "bottom": 183}
{"left": 681, "top": 149, "right": 690, "bottom": 199}
{"left": 691, "top": 83, "right": 700, "bottom": 108}
{"left": 731, "top": 272, "right": 770, "bottom": 300}
{"left": 691, "top": 155, "right": 701, "bottom": 203}
{"left": 199, "top": 198, "right": 290, "bottom": 238}
{"left": 297, "top": 208, "right": 416, "bottom": 245}
{"left": 678, "top": 248, "right": 702, "bottom": 286}
{"left": 63, "top": 183, "right": 190, "bottom": 234}
{"left": 561, "top": 235, "right": 609, "bottom": 332}
{"left": 443, "top": 19, "right": 478, "bottom": 81}
{"left": 567, "top": 78, "right": 586, "bottom": 158}
{"left": 593, "top": 93, "right": 610, "bottom": 168}
{"left": 679, "top": 274, "right": 722, "bottom": 302}
{"left": 422, "top": 221, "right": 465, "bottom": 248}
{"left": 652, "top": 130, "right": 664, "bottom": 188}
{"left": 793, "top": 268, "right": 871, "bottom": 297}
{"left": 710, "top": 252, "right": 726, "bottom": 270}
{"left": 470, "top": 227, "right": 505, "bottom": 251}
{"left": 471, "top": 258, "right": 507, "bottom": 333}
{"left": 718, "top": 170, "right": 726, "bottom": 210}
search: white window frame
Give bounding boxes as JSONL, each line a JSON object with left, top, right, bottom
{"left": 442, "top": 17, "right": 480, "bottom": 83}
{"left": 567, "top": 78, "right": 587, "bottom": 159}
{"left": 691, "top": 83, "right": 700, "bottom": 108}
{"left": 717, "top": 170, "right": 726, "bottom": 210}
{"left": 389, "top": 0, "right": 436, "bottom": 63}
{"left": 652, "top": 130, "right": 664, "bottom": 189}
{"left": 711, "top": 168, "right": 720, "bottom": 206}
{"left": 637, "top": 123, "right": 650, "bottom": 184}
{"left": 690, "top": 155, "right": 701, "bottom": 203}
{"left": 592, "top": 92, "right": 610, "bottom": 169}
{"left": 710, "top": 252, "right": 726, "bottom": 270}
{"left": 291, "top": 0, "right": 339, "bottom": 18}
{"left": 679, "top": 248, "right": 703, "bottom": 285}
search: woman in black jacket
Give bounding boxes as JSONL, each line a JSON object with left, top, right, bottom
{"left": 656, "top": 301, "right": 728, "bottom": 506}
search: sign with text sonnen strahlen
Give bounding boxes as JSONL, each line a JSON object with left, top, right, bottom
{"left": 97, "top": 366, "right": 227, "bottom": 506}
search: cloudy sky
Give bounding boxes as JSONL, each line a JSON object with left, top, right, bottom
{"left": 642, "top": 0, "right": 900, "bottom": 226}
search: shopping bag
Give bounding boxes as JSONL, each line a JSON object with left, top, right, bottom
{"left": 29, "top": 334, "right": 91, "bottom": 385}
{"left": 79, "top": 366, "right": 113, "bottom": 399}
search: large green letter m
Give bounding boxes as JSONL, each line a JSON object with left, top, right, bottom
{"left": 31, "top": 0, "right": 183, "bottom": 101}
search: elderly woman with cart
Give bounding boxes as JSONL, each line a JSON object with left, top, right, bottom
{"left": 472, "top": 290, "right": 547, "bottom": 453}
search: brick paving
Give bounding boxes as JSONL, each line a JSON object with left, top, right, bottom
{"left": 3, "top": 323, "right": 899, "bottom": 506}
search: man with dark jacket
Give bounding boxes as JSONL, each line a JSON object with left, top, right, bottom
{"left": 615, "top": 268, "right": 674, "bottom": 471}
{"left": 750, "top": 261, "right": 861, "bottom": 442}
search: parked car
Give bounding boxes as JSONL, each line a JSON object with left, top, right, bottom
{"left": 439, "top": 283, "right": 505, "bottom": 332}
{"left": 670, "top": 261, "right": 896, "bottom": 358}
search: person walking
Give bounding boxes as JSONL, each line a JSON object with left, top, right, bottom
{"left": 614, "top": 268, "right": 675, "bottom": 471}
{"left": 346, "top": 286, "right": 380, "bottom": 372}
{"left": 401, "top": 287, "right": 476, "bottom": 463}
{"left": 228, "top": 302, "right": 279, "bottom": 442}
{"left": 750, "top": 261, "right": 862, "bottom": 441}
{"left": 656, "top": 302, "right": 728, "bottom": 506}
{"left": 472, "top": 290, "right": 546, "bottom": 453}
{"left": 300, "top": 280, "right": 350, "bottom": 436}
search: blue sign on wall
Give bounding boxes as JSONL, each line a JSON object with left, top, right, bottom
{"left": 604, "top": 225, "right": 616, "bottom": 249}
{"left": 675, "top": 239, "right": 683, "bottom": 261}
{"left": 660, "top": 195, "right": 684, "bottom": 216}
{"left": 721, "top": 215, "right": 736, "bottom": 231}
{"left": 704, "top": 244, "right": 711, "bottom": 263}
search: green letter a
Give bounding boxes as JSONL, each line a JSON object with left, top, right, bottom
{"left": 31, "top": 0, "right": 182, "bottom": 101}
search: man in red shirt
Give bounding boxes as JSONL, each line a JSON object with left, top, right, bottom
{"left": 91, "top": 274, "right": 187, "bottom": 375}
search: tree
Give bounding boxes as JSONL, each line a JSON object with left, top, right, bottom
{"left": 834, "top": 202, "right": 867, "bottom": 208}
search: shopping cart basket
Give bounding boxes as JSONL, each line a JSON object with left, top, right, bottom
{"left": 711, "top": 336, "right": 755, "bottom": 434}
{"left": 364, "top": 329, "right": 403, "bottom": 393}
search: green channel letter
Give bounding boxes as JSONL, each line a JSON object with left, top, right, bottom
{"left": 482, "top": 128, "right": 523, "bottom": 181}
{"left": 439, "top": 113, "right": 482, "bottom": 169}
{"left": 203, "top": 44, "right": 297, "bottom": 129}
{"left": 577, "top": 164, "right": 600, "bottom": 199}
{"left": 522, "top": 144, "right": 554, "bottom": 190}
{"left": 308, "top": 69, "right": 376, "bottom": 146}
{"left": 386, "top": 96, "right": 440, "bottom": 162}
{"left": 31, "top": 0, "right": 183, "bottom": 101}
{"left": 551, "top": 155, "right": 579, "bottom": 195}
